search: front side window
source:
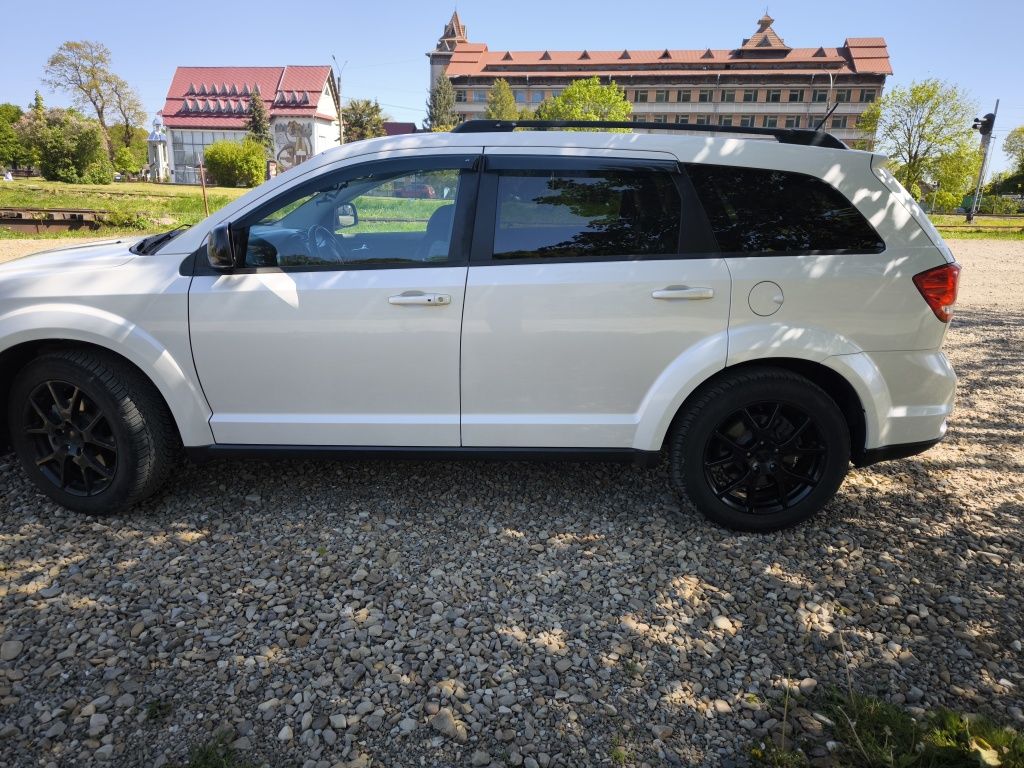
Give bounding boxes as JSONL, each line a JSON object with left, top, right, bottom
{"left": 241, "top": 163, "right": 467, "bottom": 268}
{"left": 491, "top": 168, "right": 682, "bottom": 260}
{"left": 686, "top": 164, "right": 885, "bottom": 254}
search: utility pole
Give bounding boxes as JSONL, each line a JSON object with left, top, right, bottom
{"left": 967, "top": 100, "right": 998, "bottom": 223}
{"left": 332, "top": 55, "right": 347, "bottom": 144}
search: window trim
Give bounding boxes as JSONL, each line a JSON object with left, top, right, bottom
{"left": 189, "top": 154, "right": 482, "bottom": 276}
{"left": 469, "top": 155, "right": 716, "bottom": 265}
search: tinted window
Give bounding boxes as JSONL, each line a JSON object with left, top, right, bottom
{"left": 492, "top": 169, "right": 681, "bottom": 260}
{"left": 686, "top": 164, "right": 884, "bottom": 254}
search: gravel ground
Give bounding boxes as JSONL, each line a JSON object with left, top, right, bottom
{"left": 1, "top": 239, "right": 1022, "bottom": 768}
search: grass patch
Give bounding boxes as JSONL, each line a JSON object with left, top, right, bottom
{"left": 822, "top": 689, "right": 1024, "bottom": 768}
{"left": 931, "top": 214, "right": 1024, "bottom": 241}
{"left": 145, "top": 699, "right": 172, "bottom": 722}
{"left": 172, "top": 735, "right": 254, "bottom": 768}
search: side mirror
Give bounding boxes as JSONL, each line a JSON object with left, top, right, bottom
{"left": 207, "top": 224, "right": 237, "bottom": 269}
{"left": 336, "top": 203, "right": 358, "bottom": 229}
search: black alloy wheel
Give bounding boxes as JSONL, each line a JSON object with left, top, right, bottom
{"left": 23, "top": 380, "right": 118, "bottom": 497}
{"left": 668, "top": 367, "right": 850, "bottom": 532}
{"left": 703, "top": 402, "right": 827, "bottom": 515}
{"left": 9, "top": 350, "right": 181, "bottom": 514}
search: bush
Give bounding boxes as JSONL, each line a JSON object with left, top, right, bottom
{"left": 16, "top": 107, "right": 109, "bottom": 183}
{"left": 203, "top": 139, "right": 265, "bottom": 188}
{"left": 978, "top": 195, "right": 1020, "bottom": 214}
{"left": 80, "top": 156, "right": 113, "bottom": 185}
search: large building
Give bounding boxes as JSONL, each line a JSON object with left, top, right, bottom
{"left": 429, "top": 12, "right": 890, "bottom": 146}
{"left": 160, "top": 66, "right": 341, "bottom": 184}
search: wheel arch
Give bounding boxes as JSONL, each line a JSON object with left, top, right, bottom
{"left": 659, "top": 358, "right": 868, "bottom": 462}
{"left": 0, "top": 338, "right": 211, "bottom": 451}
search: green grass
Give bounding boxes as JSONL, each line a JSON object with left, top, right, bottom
{"left": 930, "top": 213, "right": 1024, "bottom": 241}
{"left": 752, "top": 687, "right": 1024, "bottom": 768}
{"left": 0, "top": 178, "right": 247, "bottom": 237}
{"left": 171, "top": 735, "right": 254, "bottom": 768}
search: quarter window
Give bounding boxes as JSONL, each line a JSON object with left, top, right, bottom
{"left": 686, "top": 165, "right": 884, "bottom": 254}
{"left": 491, "top": 168, "right": 682, "bottom": 260}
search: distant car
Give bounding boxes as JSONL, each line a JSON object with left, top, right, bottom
{"left": 0, "top": 120, "right": 959, "bottom": 531}
{"left": 113, "top": 173, "right": 122, "bottom": 182}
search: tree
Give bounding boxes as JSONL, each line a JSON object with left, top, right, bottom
{"left": 246, "top": 86, "right": 273, "bottom": 156}
{"left": 15, "top": 107, "right": 110, "bottom": 183}
{"left": 343, "top": 99, "right": 387, "bottom": 142}
{"left": 43, "top": 41, "right": 145, "bottom": 161}
{"left": 484, "top": 79, "right": 518, "bottom": 120}
{"left": 425, "top": 74, "right": 458, "bottom": 132}
{"left": 0, "top": 103, "right": 26, "bottom": 169}
{"left": 1004, "top": 126, "right": 1024, "bottom": 174}
{"left": 928, "top": 139, "right": 983, "bottom": 211}
{"left": 533, "top": 77, "right": 631, "bottom": 128}
{"left": 856, "top": 79, "right": 975, "bottom": 197}
{"left": 203, "top": 139, "right": 266, "bottom": 187}
{"left": 109, "top": 75, "right": 146, "bottom": 149}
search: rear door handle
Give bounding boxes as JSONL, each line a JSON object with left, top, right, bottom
{"left": 652, "top": 286, "right": 715, "bottom": 300}
{"left": 388, "top": 291, "right": 451, "bottom": 306}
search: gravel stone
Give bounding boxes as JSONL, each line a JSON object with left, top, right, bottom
{"left": 0, "top": 239, "right": 1021, "bottom": 767}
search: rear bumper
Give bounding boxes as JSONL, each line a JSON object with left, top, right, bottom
{"left": 853, "top": 435, "right": 944, "bottom": 468}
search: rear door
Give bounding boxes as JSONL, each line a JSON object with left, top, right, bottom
{"left": 459, "top": 149, "right": 731, "bottom": 449}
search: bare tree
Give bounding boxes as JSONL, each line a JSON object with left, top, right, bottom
{"left": 109, "top": 75, "right": 146, "bottom": 149}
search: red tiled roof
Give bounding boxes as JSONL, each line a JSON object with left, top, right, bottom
{"left": 162, "top": 66, "right": 334, "bottom": 129}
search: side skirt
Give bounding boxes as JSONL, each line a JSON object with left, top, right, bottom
{"left": 185, "top": 444, "right": 663, "bottom": 468}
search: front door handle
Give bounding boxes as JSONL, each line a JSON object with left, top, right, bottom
{"left": 652, "top": 286, "right": 715, "bottom": 300}
{"left": 388, "top": 291, "right": 451, "bottom": 306}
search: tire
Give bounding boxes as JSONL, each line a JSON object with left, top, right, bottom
{"left": 668, "top": 367, "right": 850, "bottom": 532}
{"left": 7, "top": 349, "right": 181, "bottom": 514}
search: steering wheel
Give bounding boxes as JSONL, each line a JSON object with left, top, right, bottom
{"left": 306, "top": 225, "right": 345, "bottom": 263}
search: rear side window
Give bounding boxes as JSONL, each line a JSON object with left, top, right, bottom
{"left": 492, "top": 169, "right": 681, "bottom": 260}
{"left": 686, "top": 164, "right": 884, "bottom": 254}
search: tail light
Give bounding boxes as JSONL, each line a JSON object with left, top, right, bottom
{"left": 913, "top": 263, "right": 961, "bottom": 323}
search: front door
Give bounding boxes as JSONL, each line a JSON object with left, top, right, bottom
{"left": 188, "top": 152, "right": 479, "bottom": 446}
{"left": 460, "top": 150, "right": 731, "bottom": 449}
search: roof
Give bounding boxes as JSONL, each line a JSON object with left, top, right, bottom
{"left": 441, "top": 16, "right": 890, "bottom": 80}
{"left": 162, "top": 66, "right": 337, "bottom": 129}
{"left": 383, "top": 121, "right": 418, "bottom": 136}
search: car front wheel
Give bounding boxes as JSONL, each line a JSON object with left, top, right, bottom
{"left": 8, "top": 349, "right": 180, "bottom": 514}
{"left": 668, "top": 367, "right": 850, "bottom": 532}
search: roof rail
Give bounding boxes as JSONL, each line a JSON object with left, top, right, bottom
{"left": 451, "top": 119, "right": 848, "bottom": 149}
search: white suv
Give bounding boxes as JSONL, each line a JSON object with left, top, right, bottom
{"left": 0, "top": 120, "right": 959, "bottom": 531}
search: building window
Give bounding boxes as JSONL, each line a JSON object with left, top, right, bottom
{"left": 677, "top": 89, "right": 691, "bottom": 102}
{"left": 835, "top": 89, "right": 851, "bottom": 103}
{"left": 788, "top": 89, "right": 804, "bottom": 102}
{"left": 719, "top": 116, "right": 733, "bottom": 127}
{"left": 530, "top": 91, "right": 544, "bottom": 103}
{"left": 473, "top": 90, "right": 489, "bottom": 102}
{"left": 784, "top": 115, "right": 801, "bottom": 129}
{"left": 831, "top": 116, "right": 849, "bottom": 129}
{"left": 455, "top": 90, "right": 467, "bottom": 103}
{"left": 740, "top": 115, "right": 755, "bottom": 128}
{"left": 861, "top": 89, "right": 876, "bottom": 103}
{"left": 652, "top": 114, "right": 667, "bottom": 123}
{"left": 654, "top": 89, "right": 668, "bottom": 103}
{"left": 812, "top": 89, "right": 829, "bottom": 103}
{"left": 675, "top": 114, "right": 689, "bottom": 124}
{"left": 763, "top": 116, "right": 779, "bottom": 128}
{"left": 698, "top": 89, "right": 713, "bottom": 103}
{"left": 742, "top": 89, "right": 757, "bottom": 102}
{"left": 514, "top": 90, "right": 527, "bottom": 104}
{"left": 766, "top": 89, "right": 781, "bottom": 103}
{"left": 695, "top": 115, "right": 710, "bottom": 126}
{"left": 721, "top": 90, "right": 736, "bottom": 103}
{"left": 634, "top": 90, "right": 649, "bottom": 103}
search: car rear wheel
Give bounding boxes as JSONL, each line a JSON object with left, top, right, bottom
{"left": 8, "top": 350, "right": 180, "bottom": 514}
{"left": 668, "top": 367, "right": 850, "bottom": 532}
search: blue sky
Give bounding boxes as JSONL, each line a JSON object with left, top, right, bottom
{"left": 1, "top": 0, "right": 1021, "bottom": 173}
